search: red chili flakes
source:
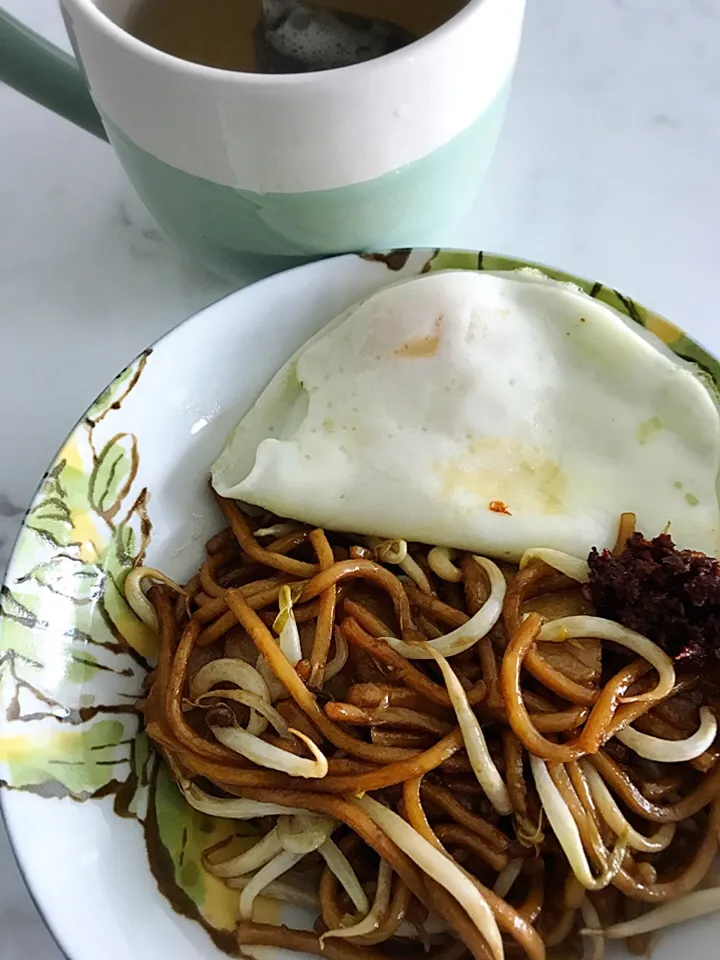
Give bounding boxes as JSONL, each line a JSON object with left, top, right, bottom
{"left": 489, "top": 501, "right": 512, "bottom": 516}
{"left": 586, "top": 531, "right": 720, "bottom": 663}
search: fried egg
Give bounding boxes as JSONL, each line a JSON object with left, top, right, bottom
{"left": 212, "top": 270, "right": 720, "bottom": 560}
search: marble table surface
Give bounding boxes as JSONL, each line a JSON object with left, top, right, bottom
{"left": 2, "top": 0, "right": 720, "bottom": 956}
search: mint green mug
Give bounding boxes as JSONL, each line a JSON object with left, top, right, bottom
{"left": 0, "top": 1, "right": 525, "bottom": 281}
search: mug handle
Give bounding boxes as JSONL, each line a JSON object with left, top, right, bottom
{"left": 0, "top": 9, "right": 107, "bottom": 140}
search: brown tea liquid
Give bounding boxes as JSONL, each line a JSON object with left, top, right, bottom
{"left": 126, "top": 0, "right": 466, "bottom": 73}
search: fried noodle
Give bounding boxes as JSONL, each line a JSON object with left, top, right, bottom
{"left": 134, "top": 503, "right": 720, "bottom": 960}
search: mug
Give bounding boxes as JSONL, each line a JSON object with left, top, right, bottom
{"left": 1, "top": 1, "right": 526, "bottom": 281}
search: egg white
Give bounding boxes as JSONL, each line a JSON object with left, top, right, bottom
{"left": 212, "top": 270, "right": 720, "bottom": 560}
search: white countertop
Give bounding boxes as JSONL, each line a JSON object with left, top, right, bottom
{"left": 2, "top": 0, "right": 720, "bottom": 956}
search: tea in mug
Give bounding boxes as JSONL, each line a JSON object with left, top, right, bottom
{"left": 126, "top": 0, "right": 468, "bottom": 73}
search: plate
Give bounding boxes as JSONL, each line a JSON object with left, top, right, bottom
{"left": 1, "top": 248, "right": 718, "bottom": 960}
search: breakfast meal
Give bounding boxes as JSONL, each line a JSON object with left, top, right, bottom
{"left": 130, "top": 272, "right": 720, "bottom": 960}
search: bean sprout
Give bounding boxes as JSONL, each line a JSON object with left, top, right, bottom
{"left": 321, "top": 859, "right": 392, "bottom": 942}
{"left": 582, "top": 887, "right": 720, "bottom": 939}
{"left": 538, "top": 617, "right": 675, "bottom": 703}
{"left": 519, "top": 549, "right": 589, "bottom": 583}
{"left": 616, "top": 707, "right": 717, "bottom": 763}
{"left": 428, "top": 547, "right": 464, "bottom": 583}
{"left": 209, "top": 719, "right": 328, "bottom": 778}
{"left": 319, "top": 838, "right": 370, "bottom": 914}
{"left": 530, "top": 756, "right": 628, "bottom": 890}
{"left": 124, "top": 566, "right": 186, "bottom": 628}
{"left": 355, "top": 795, "right": 504, "bottom": 960}
{"left": 385, "top": 557, "right": 505, "bottom": 658}
{"left": 580, "top": 761, "right": 676, "bottom": 853}
{"left": 273, "top": 585, "right": 303, "bottom": 666}
{"left": 427, "top": 647, "right": 512, "bottom": 815}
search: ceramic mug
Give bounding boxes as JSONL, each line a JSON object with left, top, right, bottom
{"left": 0, "top": 1, "right": 526, "bottom": 280}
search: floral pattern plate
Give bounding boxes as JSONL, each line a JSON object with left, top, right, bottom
{"left": 1, "top": 249, "right": 719, "bottom": 960}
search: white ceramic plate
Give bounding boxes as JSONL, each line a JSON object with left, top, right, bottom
{"left": 1, "top": 249, "right": 718, "bottom": 960}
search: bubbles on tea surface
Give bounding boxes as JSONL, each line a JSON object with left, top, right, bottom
{"left": 256, "top": 0, "right": 416, "bottom": 73}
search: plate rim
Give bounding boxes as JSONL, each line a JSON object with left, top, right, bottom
{"left": 2, "top": 245, "right": 714, "bottom": 960}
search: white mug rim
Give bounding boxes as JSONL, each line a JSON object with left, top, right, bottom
{"left": 63, "top": 0, "right": 490, "bottom": 85}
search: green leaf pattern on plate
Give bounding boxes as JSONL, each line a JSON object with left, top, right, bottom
{"left": 0, "top": 345, "right": 242, "bottom": 946}
{"left": 89, "top": 433, "right": 139, "bottom": 522}
{"left": 19, "top": 555, "right": 104, "bottom": 604}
